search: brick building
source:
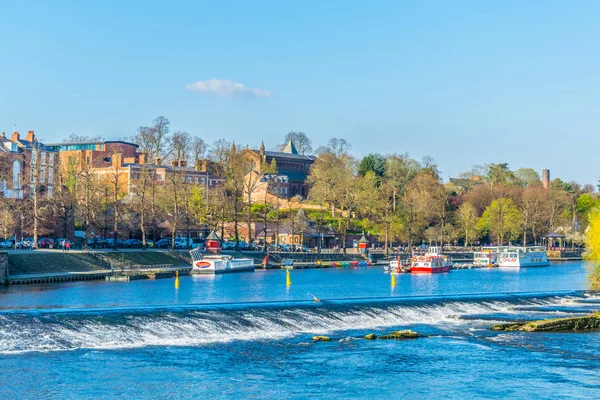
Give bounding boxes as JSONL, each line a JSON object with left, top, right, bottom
{"left": 242, "top": 140, "right": 317, "bottom": 199}
{"left": 0, "top": 131, "right": 57, "bottom": 199}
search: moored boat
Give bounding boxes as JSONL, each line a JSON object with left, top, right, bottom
{"left": 410, "top": 247, "right": 451, "bottom": 274}
{"left": 189, "top": 231, "right": 255, "bottom": 274}
{"left": 473, "top": 246, "right": 508, "bottom": 267}
{"left": 498, "top": 246, "right": 550, "bottom": 268}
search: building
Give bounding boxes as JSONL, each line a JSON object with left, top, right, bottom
{"left": 242, "top": 140, "right": 317, "bottom": 199}
{"left": 47, "top": 139, "right": 224, "bottom": 197}
{"left": 0, "top": 131, "right": 57, "bottom": 199}
{"left": 46, "top": 140, "right": 146, "bottom": 171}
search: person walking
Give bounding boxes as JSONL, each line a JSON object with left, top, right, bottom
{"left": 66, "top": 241, "right": 71, "bottom": 252}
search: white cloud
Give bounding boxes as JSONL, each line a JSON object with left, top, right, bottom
{"left": 185, "top": 79, "right": 272, "bottom": 98}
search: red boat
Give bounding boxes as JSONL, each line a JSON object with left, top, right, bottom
{"left": 410, "top": 247, "right": 452, "bottom": 274}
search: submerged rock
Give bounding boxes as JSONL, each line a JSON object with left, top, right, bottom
{"left": 364, "top": 333, "right": 377, "bottom": 340}
{"left": 378, "top": 329, "right": 422, "bottom": 340}
{"left": 492, "top": 313, "right": 600, "bottom": 333}
{"left": 312, "top": 335, "right": 331, "bottom": 342}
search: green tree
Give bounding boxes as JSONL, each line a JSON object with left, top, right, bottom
{"left": 455, "top": 202, "right": 480, "bottom": 246}
{"left": 358, "top": 154, "right": 386, "bottom": 182}
{"left": 478, "top": 198, "right": 523, "bottom": 245}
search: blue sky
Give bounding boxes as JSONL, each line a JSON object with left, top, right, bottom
{"left": 1, "top": 0, "right": 599, "bottom": 184}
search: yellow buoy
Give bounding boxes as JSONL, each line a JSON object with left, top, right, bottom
{"left": 175, "top": 270, "right": 180, "bottom": 289}
{"left": 391, "top": 272, "right": 396, "bottom": 288}
{"left": 286, "top": 269, "right": 291, "bottom": 286}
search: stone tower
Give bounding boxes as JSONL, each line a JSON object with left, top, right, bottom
{"left": 542, "top": 169, "right": 550, "bottom": 189}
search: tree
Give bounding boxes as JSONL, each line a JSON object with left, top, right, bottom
{"left": 478, "top": 198, "right": 523, "bottom": 245}
{"left": 514, "top": 168, "right": 542, "bottom": 188}
{"left": 132, "top": 116, "right": 171, "bottom": 164}
{"left": 585, "top": 208, "right": 600, "bottom": 261}
{"left": 63, "top": 133, "right": 104, "bottom": 142}
{"left": 402, "top": 172, "right": 441, "bottom": 248}
{"left": 584, "top": 208, "right": 600, "bottom": 289}
{"left": 455, "top": 202, "right": 480, "bottom": 246}
{"left": 358, "top": 154, "right": 386, "bottom": 182}
{"left": 278, "top": 132, "right": 313, "bottom": 154}
{"left": 520, "top": 186, "right": 550, "bottom": 245}
{"left": 0, "top": 201, "right": 15, "bottom": 241}
{"left": 485, "top": 163, "right": 517, "bottom": 189}
{"left": 170, "top": 131, "right": 192, "bottom": 164}
{"left": 106, "top": 146, "right": 126, "bottom": 249}
{"left": 191, "top": 137, "right": 207, "bottom": 168}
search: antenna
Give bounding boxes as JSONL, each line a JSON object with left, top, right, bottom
{"left": 12, "top": 123, "right": 16, "bottom": 132}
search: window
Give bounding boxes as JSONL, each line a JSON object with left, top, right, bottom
{"left": 187, "top": 177, "right": 192, "bottom": 183}
{"left": 48, "top": 169, "right": 53, "bottom": 184}
{"left": 49, "top": 154, "right": 55, "bottom": 165}
{"left": 31, "top": 151, "right": 37, "bottom": 164}
{"left": 12, "top": 160, "right": 21, "bottom": 190}
{"left": 201, "top": 178, "right": 205, "bottom": 184}
{"left": 47, "top": 186, "right": 53, "bottom": 198}
{"left": 194, "top": 177, "right": 199, "bottom": 183}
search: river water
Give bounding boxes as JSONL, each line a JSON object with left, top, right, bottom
{"left": 1, "top": 261, "right": 599, "bottom": 399}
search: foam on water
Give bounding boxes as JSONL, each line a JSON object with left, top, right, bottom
{"left": 0, "top": 293, "right": 592, "bottom": 354}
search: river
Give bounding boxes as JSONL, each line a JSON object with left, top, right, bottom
{"left": 1, "top": 261, "right": 599, "bottom": 399}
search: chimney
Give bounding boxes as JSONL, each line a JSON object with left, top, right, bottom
{"left": 11, "top": 132, "right": 19, "bottom": 142}
{"left": 138, "top": 153, "right": 146, "bottom": 165}
{"left": 542, "top": 169, "right": 550, "bottom": 190}
{"left": 1, "top": 132, "right": 5, "bottom": 139}
{"left": 180, "top": 160, "right": 187, "bottom": 168}
{"left": 170, "top": 160, "right": 179, "bottom": 167}
{"left": 201, "top": 160, "right": 208, "bottom": 173}
{"left": 26, "top": 130, "right": 35, "bottom": 142}
{"left": 156, "top": 157, "right": 162, "bottom": 166}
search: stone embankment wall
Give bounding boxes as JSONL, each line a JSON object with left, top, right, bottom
{"left": 0, "top": 252, "right": 8, "bottom": 285}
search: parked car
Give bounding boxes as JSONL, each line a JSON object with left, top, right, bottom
{"left": 221, "top": 241, "right": 235, "bottom": 250}
{"left": 0, "top": 239, "right": 15, "bottom": 249}
{"left": 87, "top": 236, "right": 108, "bottom": 248}
{"left": 125, "top": 239, "right": 143, "bottom": 248}
{"left": 154, "top": 238, "right": 172, "bottom": 248}
{"left": 38, "top": 238, "right": 55, "bottom": 248}
{"left": 20, "top": 238, "right": 35, "bottom": 249}
{"left": 106, "top": 238, "right": 125, "bottom": 248}
{"left": 174, "top": 238, "right": 193, "bottom": 249}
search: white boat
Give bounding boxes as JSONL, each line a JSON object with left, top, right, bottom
{"left": 190, "top": 251, "right": 255, "bottom": 274}
{"left": 498, "top": 246, "right": 550, "bottom": 268}
{"left": 473, "top": 246, "right": 508, "bottom": 267}
{"left": 410, "top": 247, "right": 452, "bottom": 274}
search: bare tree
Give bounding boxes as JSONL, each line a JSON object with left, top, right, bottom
{"left": 191, "top": 136, "right": 207, "bottom": 167}
{"left": 170, "top": 131, "right": 192, "bottom": 164}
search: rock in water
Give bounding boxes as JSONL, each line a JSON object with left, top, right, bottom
{"left": 364, "top": 333, "right": 377, "bottom": 340}
{"left": 378, "top": 329, "right": 422, "bottom": 340}
{"left": 312, "top": 335, "right": 331, "bottom": 342}
{"left": 491, "top": 313, "right": 600, "bottom": 332}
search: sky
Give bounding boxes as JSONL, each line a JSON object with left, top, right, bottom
{"left": 1, "top": 0, "right": 599, "bottom": 185}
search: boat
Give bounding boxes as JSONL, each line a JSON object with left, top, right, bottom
{"left": 190, "top": 253, "right": 255, "bottom": 274}
{"left": 473, "top": 246, "right": 508, "bottom": 267}
{"left": 387, "top": 258, "right": 410, "bottom": 273}
{"left": 189, "top": 230, "right": 255, "bottom": 274}
{"left": 410, "top": 246, "right": 451, "bottom": 274}
{"left": 498, "top": 246, "right": 550, "bottom": 268}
